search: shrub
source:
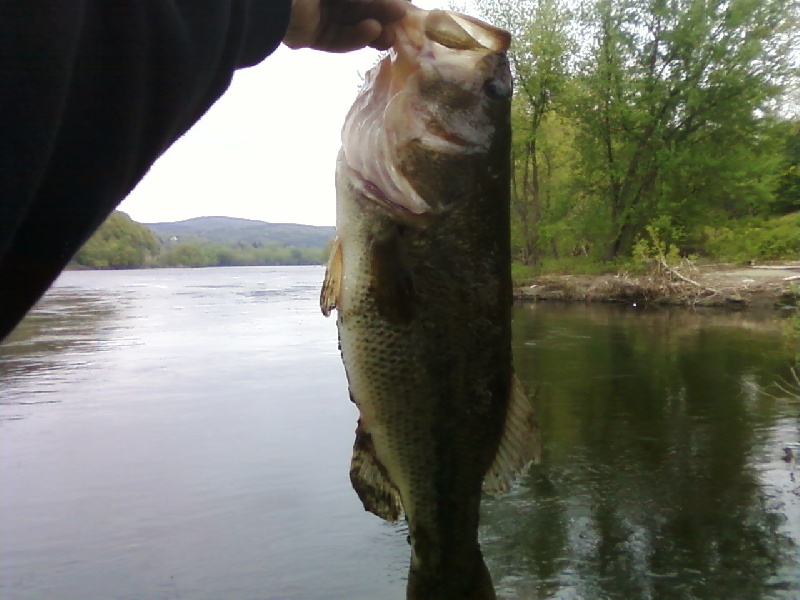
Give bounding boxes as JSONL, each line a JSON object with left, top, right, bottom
{"left": 702, "top": 213, "right": 799, "bottom": 262}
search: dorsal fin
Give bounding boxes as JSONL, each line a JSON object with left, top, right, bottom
{"left": 350, "top": 418, "right": 404, "bottom": 522}
{"left": 483, "top": 373, "right": 541, "bottom": 494}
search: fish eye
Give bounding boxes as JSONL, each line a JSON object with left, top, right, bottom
{"left": 483, "top": 78, "right": 509, "bottom": 100}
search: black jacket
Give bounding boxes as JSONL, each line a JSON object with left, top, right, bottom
{"left": 0, "top": 0, "right": 292, "bottom": 340}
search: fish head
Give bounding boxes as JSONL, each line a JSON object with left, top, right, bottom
{"left": 341, "top": 6, "right": 512, "bottom": 226}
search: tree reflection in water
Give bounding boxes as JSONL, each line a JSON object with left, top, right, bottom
{"left": 482, "top": 304, "right": 799, "bottom": 599}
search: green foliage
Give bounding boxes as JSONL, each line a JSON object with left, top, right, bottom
{"left": 158, "top": 241, "right": 323, "bottom": 267}
{"left": 773, "top": 120, "right": 800, "bottom": 214}
{"left": 571, "top": 0, "right": 797, "bottom": 258}
{"left": 160, "top": 243, "right": 212, "bottom": 267}
{"left": 475, "top": 0, "right": 799, "bottom": 268}
{"left": 483, "top": 0, "right": 575, "bottom": 265}
{"left": 631, "top": 224, "right": 684, "bottom": 271}
{"left": 701, "top": 212, "right": 800, "bottom": 262}
{"left": 71, "top": 212, "right": 160, "bottom": 269}
{"left": 512, "top": 261, "right": 537, "bottom": 285}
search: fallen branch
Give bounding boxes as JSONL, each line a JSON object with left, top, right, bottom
{"left": 657, "top": 258, "right": 720, "bottom": 294}
{"left": 764, "top": 368, "right": 800, "bottom": 401}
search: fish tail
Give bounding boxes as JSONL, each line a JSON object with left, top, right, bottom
{"left": 406, "top": 554, "right": 496, "bottom": 600}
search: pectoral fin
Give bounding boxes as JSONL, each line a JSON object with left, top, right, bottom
{"left": 320, "top": 237, "right": 343, "bottom": 317}
{"left": 483, "top": 373, "right": 541, "bottom": 494}
{"left": 350, "top": 419, "right": 404, "bottom": 522}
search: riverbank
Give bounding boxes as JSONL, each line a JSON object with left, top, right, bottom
{"left": 514, "top": 263, "right": 800, "bottom": 310}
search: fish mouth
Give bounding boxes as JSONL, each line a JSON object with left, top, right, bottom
{"left": 341, "top": 7, "right": 511, "bottom": 222}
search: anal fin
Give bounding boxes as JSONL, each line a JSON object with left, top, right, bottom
{"left": 320, "top": 236, "right": 343, "bottom": 317}
{"left": 350, "top": 418, "right": 404, "bottom": 522}
{"left": 483, "top": 373, "right": 541, "bottom": 495}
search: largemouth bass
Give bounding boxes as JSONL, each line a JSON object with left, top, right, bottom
{"left": 321, "top": 6, "right": 540, "bottom": 599}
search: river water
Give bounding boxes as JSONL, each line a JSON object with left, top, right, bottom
{"left": 1, "top": 267, "right": 798, "bottom": 600}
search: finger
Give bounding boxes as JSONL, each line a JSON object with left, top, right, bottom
{"left": 315, "top": 19, "right": 383, "bottom": 53}
{"left": 283, "top": 0, "right": 322, "bottom": 49}
{"left": 367, "top": 0, "right": 408, "bottom": 24}
{"left": 368, "top": 27, "right": 396, "bottom": 51}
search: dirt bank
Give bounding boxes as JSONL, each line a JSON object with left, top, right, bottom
{"left": 514, "top": 263, "right": 800, "bottom": 310}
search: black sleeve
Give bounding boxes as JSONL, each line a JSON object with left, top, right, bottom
{"left": 0, "top": 0, "right": 293, "bottom": 341}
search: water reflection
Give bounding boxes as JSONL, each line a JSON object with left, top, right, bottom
{"left": 484, "top": 304, "right": 800, "bottom": 599}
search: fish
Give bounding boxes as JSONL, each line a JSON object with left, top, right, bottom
{"left": 320, "top": 6, "right": 540, "bottom": 599}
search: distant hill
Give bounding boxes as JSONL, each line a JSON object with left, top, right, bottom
{"left": 69, "top": 213, "right": 335, "bottom": 269}
{"left": 146, "top": 216, "right": 335, "bottom": 249}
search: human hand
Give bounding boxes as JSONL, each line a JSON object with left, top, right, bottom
{"left": 283, "top": 0, "right": 409, "bottom": 53}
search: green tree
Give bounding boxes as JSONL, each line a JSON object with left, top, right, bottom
{"left": 572, "top": 0, "right": 798, "bottom": 258}
{"left": 772, "top": 119, "right": 800, "bottom": 214}
{"left": 481, "top": 0, "right": 575, "bottom": 265}
{"left": 71, "top": 211, "right": 161, "bottom": 268}
{"left": 160, "top": 243, "right": 212, "bottom": 267}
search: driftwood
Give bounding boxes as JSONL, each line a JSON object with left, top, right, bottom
{"left": 657, "top": 258, "right": 720, "bottom": 294}
{"left": 763, "top": 367, "right": 800, "bottom": 400}
{"left": 751, "top": 264, "right": 800, "bottom": 270}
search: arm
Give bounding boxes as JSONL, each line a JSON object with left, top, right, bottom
{"left": 0, "top": 1, "right": 292, "bottom": 340}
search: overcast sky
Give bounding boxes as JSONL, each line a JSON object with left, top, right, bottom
{"left": 119, "top": 0, "right": 449, "bottom": 227}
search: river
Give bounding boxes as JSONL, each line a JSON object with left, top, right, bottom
{"left": 1, "top": 267, "right": 798, "bottom": 599}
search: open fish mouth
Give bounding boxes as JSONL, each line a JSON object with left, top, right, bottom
{"left": 340, "top": 6, "right": 512, "bottom": 222}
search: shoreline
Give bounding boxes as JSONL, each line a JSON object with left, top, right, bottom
{"left": 514, "top": 263, "right": 799, "bottom": 310}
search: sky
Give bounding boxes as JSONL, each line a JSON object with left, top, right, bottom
{"left": 119, "top": 0, "right": 449, "bottom": 228}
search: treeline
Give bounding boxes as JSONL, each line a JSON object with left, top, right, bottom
{"left": 72, "top": 212, "right": 161, "bottom": 268}
{"left": 69, "top": 212, "right": 325, "bottom": 269}
{"left": 158, "top": 240, "right": 323, "bottom": 267}
{"left": 479, "top": 0, "right": 799, "bottom": 270}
